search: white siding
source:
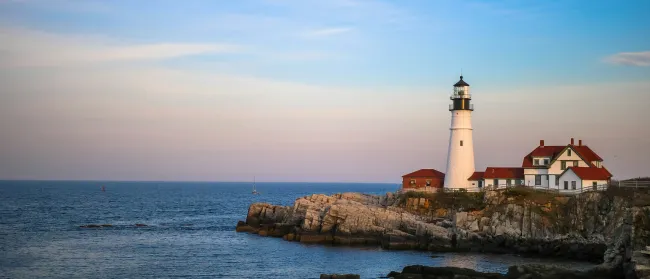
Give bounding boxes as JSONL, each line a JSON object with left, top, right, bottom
{"left": 524, "top": 168, "right": 549, "bottom": 175}
{"left": 524, "top": 168, "right": 550, "bottom": 188}
{"left": 548, "top": 147, "right": 589, "bottom": 175}
{"left": 444, "top": 110, "right": 475, "bottom": 189}
{"left": 531, "top": 156, "right": 552, "bottom": 167}
{"left": 549, "top": 174, "right": 560, "bottom": 189}
{"left": 582, "top": 179, "right": 608, "bottom": 189}
{"left": 558, "top": 169, "right": 582, "bottom": 193}
{"left": 484, "top": 178, "right": 523, "bottom": 189}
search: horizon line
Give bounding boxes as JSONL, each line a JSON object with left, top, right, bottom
{"left": 0, "top": 179, "right": 402, "bottom": 184}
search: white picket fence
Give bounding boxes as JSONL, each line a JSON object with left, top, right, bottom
{"left": 617, "top": 180, "right": 650, "bottom": 189}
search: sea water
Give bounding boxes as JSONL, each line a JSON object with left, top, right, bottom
{"left": 0, "top": 181, "right": 597, "bottom": 279}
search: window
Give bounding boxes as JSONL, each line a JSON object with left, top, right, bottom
{"left": 410, "top": 179, "right": 416, "bottom": 185}
{"left": 564, "top": 181, "right": 568, "bottom": 190}
{"left": 534, "top": 159, "right": 539, "bottom": 165}
{"left": 561, "top": 161, "right": 566, "bottom": 170}
{"left": 573, "top": 161, "right": 579, "bottom": 167}
{"left": 460, "top": 140, "right": 463, "bottom": 146}
{"left": 506, "top": 179, "right": 512, "bottom": 186}
{"left": 516, "top": 179, "right": 523, "bottom": 185}
{"left": 494, "top": 179, "right": 498, "bottom": 186}
{"left": 426, "top": 180, "right": 431, "bottom": 187}
{"left": 567, "top": 149, "right": 572, "bottom": 156}
{"left": 535, "top": 175, "right": 541, "bottom": 185}
{"left": 555, "top": 176, "right": 560, "bottom": 186}
{"left": 592, "top": 181, "right": 597, "bottom": 187}
{"left": 571, "top": 181, "right": 576, "bottom": 190}
{"left": 544, "top": 159, "right": 549, "bottom": 165}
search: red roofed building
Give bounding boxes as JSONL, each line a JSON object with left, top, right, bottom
{"left": 521, "top": 138, "right": 610, "bottom": 191}
{"left": 465, "top": 138, "right": 612, "bottom": 192}
{"left": 467, "top": 171, "right": 485, "bottom": 188}
{"left": 484, "top": 167, "right": 525, "bottom": 188}
{"left": 558, "top": 167, "right": 612, "bottom": 191}
{"left": 468, "top": 167, "right": 524, "bottom": 189}
{"left": 402, "top": 169, "right": 445, "bottom": 190}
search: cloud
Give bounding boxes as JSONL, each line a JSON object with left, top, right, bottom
{"left": 604, "top": 51, "right": 650, "bottom": 66}
{"left": 2, "top": 52, "right": 650, "bottom": 181}
{"left": 0, "top": 26, "right": 435, "bottom": 181}
{"left": 1, "top": 24, "right": 649, "bottom": 182}
{"left": 0, "top": 27, "right": 245, "bottom": 67}
{"left": 302, "top": 27, "right": 354, "bottom": 38}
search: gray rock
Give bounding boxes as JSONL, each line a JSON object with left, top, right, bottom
{"left": 236, "top": 189, "right": 650, "bottom": 277}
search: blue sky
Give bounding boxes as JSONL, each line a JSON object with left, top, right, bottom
{"left": 0, "top": 0, "right": 649, "bottom": 182}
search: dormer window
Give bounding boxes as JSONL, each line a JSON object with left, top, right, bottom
{"left": 543, "top": 159, "right": 549, "bottom": 165}
{"left": 534, "top": 159, "right": 539, "bottom": 165}
{"left": 567, "top": 149, "right": 572, "bottom": 156}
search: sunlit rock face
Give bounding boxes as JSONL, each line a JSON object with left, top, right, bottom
{"left": 237, "top": 188, "right": 650, "bottom": 278}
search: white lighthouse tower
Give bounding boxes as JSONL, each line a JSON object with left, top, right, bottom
{"left": 443, "top": 75, "right": 475, "bottom": 189}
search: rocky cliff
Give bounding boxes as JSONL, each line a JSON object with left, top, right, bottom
{"left": 236, "top": 187, "right": 650, "bottom": 278}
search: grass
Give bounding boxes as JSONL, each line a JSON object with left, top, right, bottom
{"left": 501, "top": 186, "right": 564, "bottom": 206}
{"left": 399, "top": 190, "right": 486, "bottom": 212}
{"left": 398, "top": 186, "right": 650, "bottom": 232}
{"left": 603, "top": 186, "right": 650, "bottom": 207}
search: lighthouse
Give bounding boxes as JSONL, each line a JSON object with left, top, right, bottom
{"left": 443, "top": 75, "right": 475, "bottom": 189}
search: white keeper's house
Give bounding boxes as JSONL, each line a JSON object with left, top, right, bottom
{"left": 468, "top": 138, "right": 613, "bottom": 193}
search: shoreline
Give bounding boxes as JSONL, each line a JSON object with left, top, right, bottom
{"left": 236, "top": 188, "right": 650, "bottom": 278}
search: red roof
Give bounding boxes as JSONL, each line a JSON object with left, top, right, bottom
{"left": 567, "top": 167, "right": 612, "bottom": 180}
{"left": 468, "top": 171, "right": 484, "bottom": 181}
{"left": 522, "top": 144, "right": 603, "bottom": 168}
{"left": 601, "top": 166, "right": 612, "bottom": 177}
{"left": 522, "top": 146, "right": 564, "bottom": 167}
{"left": 529, "top": 145, "right": 565, "bottom": 157}
{"left": 572, "top": 145, "right": 603, "bottom": 162}
{"left": 483, "top": 167, "right": 524, "bottom": 179}
{"left": 402, "top": 169, "right": 445, "bottom": 178}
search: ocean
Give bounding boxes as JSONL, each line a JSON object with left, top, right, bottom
{"left": 0, "top": 181, "right": 597, "bottom": 279}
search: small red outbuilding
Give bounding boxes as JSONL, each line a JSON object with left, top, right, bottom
{"left": 401, "top": 169, "right": 445, "bottom": 190}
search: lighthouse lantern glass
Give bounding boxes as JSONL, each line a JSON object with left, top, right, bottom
{"left": 453, "top": 86, "right": 470, "bottom": 98}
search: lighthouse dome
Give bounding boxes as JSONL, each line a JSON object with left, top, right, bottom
{"left": 454, "top": 75, "right": 470, "bottom": 87}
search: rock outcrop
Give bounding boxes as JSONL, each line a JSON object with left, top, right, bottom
{"left": 239, "top": 192, "right": 450, "bottom": 248}
{"left": 236, "top": 187, "right": 650, "bottom": 278}
{"left": 386, "top": 264, "right": 622, "bottom": 279}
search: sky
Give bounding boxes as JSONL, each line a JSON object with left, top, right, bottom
{"left": 0, "top": 0, "right": 649, "bottom": 183}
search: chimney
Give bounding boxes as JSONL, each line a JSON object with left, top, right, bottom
{"left": 570, "top": 138, "right": 574, "bottom": 145}
{"left": 540, "top": 140, "right": 544, "bottom": 147}
{"left": 579, "top": 139, "right": 582, "bottom": 146}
